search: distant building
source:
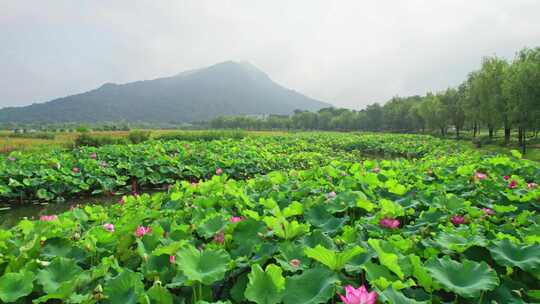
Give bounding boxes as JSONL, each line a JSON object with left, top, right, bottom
{"left": 243, "top": 114, "right": 270, "bottom": 120}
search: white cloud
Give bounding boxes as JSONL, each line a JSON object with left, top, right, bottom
{"left": 1, "top": 0, "right": 539, "bottom": 109}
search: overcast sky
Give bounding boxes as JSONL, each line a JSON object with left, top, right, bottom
{"left": 1, "top": 1, "right": 540, "bottom": 109}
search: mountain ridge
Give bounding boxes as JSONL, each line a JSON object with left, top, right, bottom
{"left": 0, "top": 61, "right": 330, "bottom": 123}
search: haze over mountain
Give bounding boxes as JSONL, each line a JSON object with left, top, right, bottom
{"left": 0, "top": 61, "right": 330, "bottom": 124}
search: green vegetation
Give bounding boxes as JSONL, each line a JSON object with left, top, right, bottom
{"left": 155, "top": 130, "right": 247, "bottom": 142}
{"left": 0, "top": 133, "right": 538, "bottom": 303}
{"left": 209, "top": 48, "right": 540, "bottom": 155}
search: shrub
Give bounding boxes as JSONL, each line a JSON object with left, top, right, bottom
{"left": 156, "top": 130, "right": 247, "bottom": 141}
{"left": 8, "top": 132, "right": 56, "bottom": 140}
{"left": 74, "top": 133, "right": 128, "bottom": 147}
{"left": 128, "top": 130, "right": 151, "bottom": 144}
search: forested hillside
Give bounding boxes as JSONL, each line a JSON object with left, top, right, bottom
{"left": 0, "top": 61, "right": 329, "bottom": 124}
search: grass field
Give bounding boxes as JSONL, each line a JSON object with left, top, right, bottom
{"left": 0, "top": 130, "right": 287, "bottom": 153}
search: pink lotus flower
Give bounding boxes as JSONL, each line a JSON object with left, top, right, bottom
{"left": 103, "top": 223, "right": 115, "bottom": 232}
{"left": 118, "top": 197, "right": 125, "bottom": 205}
{"left": 169, "top": 255, "right": 175, "bottom": 264}
{"left": 474, "top": 172, "right": 487, "bottom": 180}
{"left": 339, "top": 285, "right": 378, "bottom": 304}
{"left": 503, "top": 175, "right": 510, "bottom": 181}
{"left": 481, "top": 208, "right": 495, "bottom": 216}
{"left": 327, "top": 191, "right": 337, "bottom": 199}
{"left": 372, "top": 167, "right": 381, "bottom": 173}
{"left": 451, "top": 215, "right": 466, "bottom": 226}
{"left": 72, "top": 167, "right": 80, "bottom": 173}
{"left": 214, "top": 231, "right": 225, "bottom": 244}
{"left": 528, "top": 182, "right": 538, "bottom": 189}
{"left": 508, "top": 180, "right": 518, "bottom": 189}
{"left": 135, "top": 226, "right": 152, "bottom": 237}
{"left": 40, "top": 215, "right": 57, "bottom": 222}
{"left": 230, "top": 216, "right": 243, "bottom": 223}
{"left": 379, "top": 218, "right": 400, "bottom": 229}
{"left": 289, "top": 259, "right": 301, "bottom": 268}
{"left": 216, "top": 168, "right": 223, "bottom": 175}
{"left": 90, "top": 153, "right": 97, "bottom": 159}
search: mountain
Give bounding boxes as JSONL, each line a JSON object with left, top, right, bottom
{"left": 0, "top": 61, "right": 330, "bottom": 124}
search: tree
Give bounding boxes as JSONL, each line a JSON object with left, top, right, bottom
{"left": 475, "top": 56, "right": 509, "bottom": 140}
{"left": 440, "top": 88, "right": 466, "bottom": 138}
{"left": 418, "top": 93, "right": 449, "bottom": 136}
{"left": 504, "top": 47, "right": 540, "bottom": 153}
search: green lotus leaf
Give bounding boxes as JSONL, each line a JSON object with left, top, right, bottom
{"left": 104, "top": 269, "right": 145, "bottom": 304}
{"left": 147, "top": 283, "right": 173, "bottom": 304}
{"left": 265, "top": 217, "right": 309, "bottom": 240}
{"left": 381, "top": 287, "right": 429, "bottom": 304}
{"left": 434, "top": 230, "right": 487, "bottom": 253}
{"left": 152, "top": 241, "right": 187, "bottom": 256}
{"left": 0, "top": 271, "right": 35, "bottom": 303}
{"left": 385, "top": 179, "right": 408, "bottom": 195}
{"left": 36, "top": 257, "right": 82, "bottom": 294}
{"left": 305, "top": 244, "right": 365, "bottom": 271}
{"left": 379, "top": 199, "right": 405, "bottom": 217}
{"left": 282, "top": 268, "right": 338, "bottom": 304}
{"left": 488, "top": 239, "right": 540, "bottom": 273}
{"left": 231, "top": 218, "right": 266, "bottom": 257}
{"left": 368, "top": 238, "right": 404, "bottom": 279}
{"left": 282, "top": 201, "right": 304, "bottom": 218}
{"left": 177, "top": 245, "right": 231, "bottom": 285}
{"left": 426, "top": 256, "right": 499, "bottom": 298}
{"left": 326, "top": 191, "right": 365, "bottom": 213}
{"left": 276, "top": 242, "right": 310, "bottom": 271}
{"left": 196, "top": 214, "right": 227, "bottom": 238}
{"left": 409, "top": 254, "right": 434, "bottom": 292}
{"left": 40, "top": 237, "right": 74, "bottom": 258}
{"left": 301, "top": 230, "right": 336, "bottom": 250}
{"left": 244, "top": 264, "right": 285, "bottom": 304}
{"left": 304, "top": 205, "right": 348, "bottom": 234}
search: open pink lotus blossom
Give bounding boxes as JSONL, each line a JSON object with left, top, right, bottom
{"left": 372, "top": 167, "right": 381, "bottom": 173}
{"left": 475, "top": 172, "right": 487, "bottom": 180}
{"left": 214, "top": 231, "right": 225, "bottom": 244}
{"left": 230, "top": 216, "right": 243, "bottom": 223}
{"left": 216, "top": 168, "right": 223, "bottom": 175}
{"left": 90, "top": 153, "right": 97, "bottom": 159}
{"left": 528, "top": 182, "right": 538, "bottom": 189}
{"left": 40, "top": 215, "right": 57, "bottom": 221}
{"left": 379, "top": 218, "right": 400, "bottom": 229}
{"left": 451, "top": 215, "right": 466, "bottom": 226}
{"left": 339, "top": 285, "right": 378, "bottom": 304}
{"left": 72, "top": 167, "right": 80, "bottom": 173}
{"left": 481, "top": 208, "right": 495, "bottom": 216}
{"left": 135, "top": 226, "right": 152, "bottom": 237}
{"left": 289, "top": 259, "right": 301, "bottom": 268}
{"left": 508, "top": 180, "right": 518, "bottom": 189}
{"left": 169, "top": 255, "right": 175, "bottom": 264}
{"left": 327, "top": 191, "right": 337, "bottom": 199}
{"left": 503, "top": 175, "right": 510, "bottom": 180}
{"left": 103, "top": 223, "right": 115, "bottom": 232}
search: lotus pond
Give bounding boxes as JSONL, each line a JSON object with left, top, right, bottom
{"left": 0, "top": 133, "right": 539, "bottom": 303}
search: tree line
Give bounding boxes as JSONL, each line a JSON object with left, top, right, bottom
{"left": 208, "top": 47, "right": 540, "bottom": 151}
